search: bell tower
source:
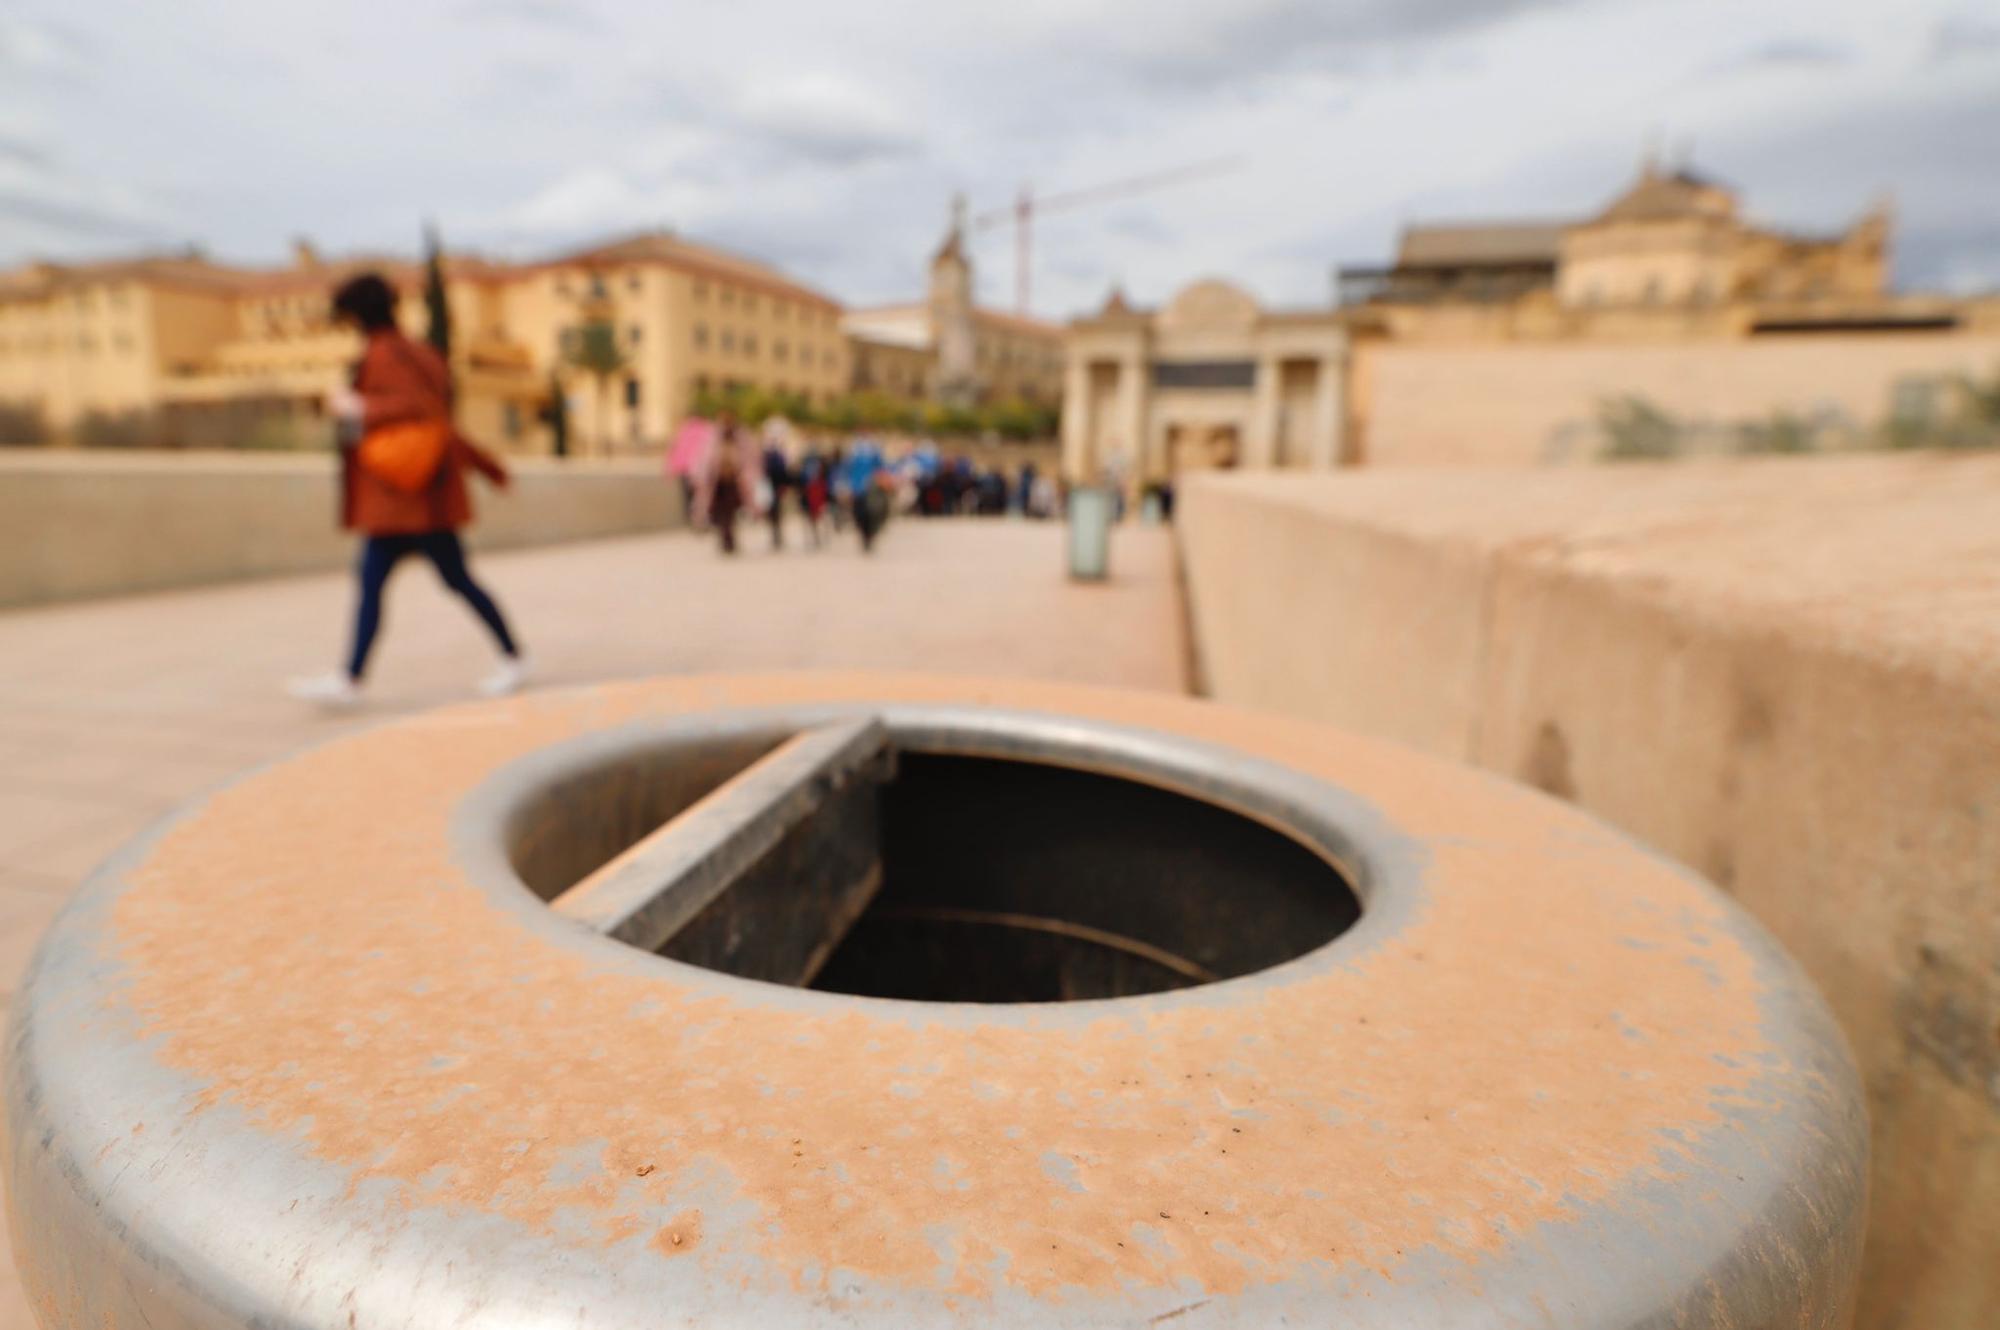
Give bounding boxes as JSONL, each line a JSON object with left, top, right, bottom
{"left": 930, "top": 194, "right": 978, "bottom": 405}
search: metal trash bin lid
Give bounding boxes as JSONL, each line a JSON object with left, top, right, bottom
{"left": 5, "top": 675, "right": 1866, "bottom": 1328}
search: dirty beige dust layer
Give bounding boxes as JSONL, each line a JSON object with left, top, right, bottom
{"left": 101, "top": 676, "right": 1783, "bottom": 1306}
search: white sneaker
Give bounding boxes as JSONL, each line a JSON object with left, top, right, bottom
{"left": 479, "top": 655, "right": 532, "bottom": 698}
{"left": 287, "top": 671, "right": 362, "bottom": 709}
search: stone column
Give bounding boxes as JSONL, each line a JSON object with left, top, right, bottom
{"left": 1116, "top": 352, "right": 1147, "bottom": 489}
{"left": 1246, "top": 352, "right": 1282, "bottom": 469}
{"left": 1060, "top": 353, "right": 1093, "bottom": 483}
{"left": 1309, "top": 340, "right": 1345, "bottom": 470}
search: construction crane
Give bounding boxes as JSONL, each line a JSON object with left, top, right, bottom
{"left": 970, "top": 156, "right": 1242, "bottom": 316}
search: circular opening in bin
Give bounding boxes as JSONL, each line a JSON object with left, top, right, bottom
{"left": 502, "top": 714, "right": 1363, "bottom": 1004}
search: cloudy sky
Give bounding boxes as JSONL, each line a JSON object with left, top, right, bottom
{"left": 3, "top": 0, "right": 1998, "bottom": 317}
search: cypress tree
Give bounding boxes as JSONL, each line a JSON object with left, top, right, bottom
{"left": 423, "top": 221, "right": 451, "bottom": 362}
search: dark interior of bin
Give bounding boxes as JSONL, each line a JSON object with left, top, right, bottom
{"left": 511, "top": 739, "right": 1360, "bottom": 1003}
{"left": 811, "top": 753, "right": 1358, "bottom": 1002}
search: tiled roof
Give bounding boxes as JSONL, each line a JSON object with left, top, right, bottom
{"left": 0, "top": 231, "right": 840, "bottom": 309}
{"left": 1597, "top": 169, "right": 1731, "bottom": 222}
{"left": 970, "top": 307, "right": 1063, "bottom": 338}
{"left": 1395, "top": 222, "right": 1569, "bottom": 269}
{"left": 550, "top": 232, "right": 841, "bottom": 309}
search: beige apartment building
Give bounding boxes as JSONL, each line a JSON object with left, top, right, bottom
{"left": 520, "top": 233, "right": 848, "bottom": 452}
{"left": 843, "top": 201, "right": 1065, "bottom": 408}
{"left": 1061, "top": 281, "right": 1348, "bottom": 485}
{"left": 0, "top": 231, "right": 847, "bottom": 456}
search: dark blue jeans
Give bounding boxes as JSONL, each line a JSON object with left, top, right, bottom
{"left": 347, "top": 531, "right": 518, "bottom": 680}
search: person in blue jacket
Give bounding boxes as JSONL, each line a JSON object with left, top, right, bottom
{"left": 840, "top": 438, "right": 890, "bottom": 552}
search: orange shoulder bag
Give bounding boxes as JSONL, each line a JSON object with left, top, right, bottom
{"left": 355, "top": 338, "right": 452, "bottom": 492}
{"left": 358, "top": 419, "right": 450, "bottom": 492}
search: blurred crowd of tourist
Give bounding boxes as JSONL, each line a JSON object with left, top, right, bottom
{"left": 666, "top": 413, "right": 1097, "bottom": 558}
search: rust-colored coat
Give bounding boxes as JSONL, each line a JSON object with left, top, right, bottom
{"left": 341, "top": 331, "right": 508, "bottom": 536}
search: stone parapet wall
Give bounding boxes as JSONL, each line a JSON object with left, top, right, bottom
{"left": 0, "top": 450, "right": 682, "bottom": 608}
{"left": 1354, "top": 332, "right": 2000, "bottom": 465}
{"left": 1178, "top": 455, "right": 2000, "bottom": 1330}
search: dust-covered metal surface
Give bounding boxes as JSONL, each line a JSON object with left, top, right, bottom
{"left": 3, "top": 674, "right": 1868, "bottom": 1328}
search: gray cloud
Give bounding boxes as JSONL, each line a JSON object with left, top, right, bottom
{"left": 0, "top": 187, "right": 165, "bottom": 241}
{"left": 1092, "top": 0, "right": 1580, "bottom": 91}
{"left": 454, "top": 0, "right": 605, "bottom": 34}
{"left": 1711, "top": 38, "right": 1855, "bottom": 73}
{"left": 0, "top": 135, "right": 53, "bottom": 171}
{"left": 1931, "top": 15, "right": 2000, "bottom": 61}
{"left": 1, "top": 0, "right": 1996, "bottom": 317}
{"left": 0, "top": 13, "right": 94, "bottom": 82}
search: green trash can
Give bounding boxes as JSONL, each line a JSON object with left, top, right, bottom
{"left": 1067, "top": 485, "right": 1113, "bottom": 581}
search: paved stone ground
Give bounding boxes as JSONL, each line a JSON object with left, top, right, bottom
{"left": 0, "top": 518, "right": 1184, "bottom": 1325}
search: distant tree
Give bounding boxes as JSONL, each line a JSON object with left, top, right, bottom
{"left": 539, "top": 370, "right": 570, "bottom": 458}
{"left": 0, "top": 400, "right": 49, "bottom": 446}
{"left": 1598, "top": 395, "right": 1682, "bottom": 461}
{"left": 980, "top": 397, "right": 1054, "bottom": 441}
{"left": 776, "top": 389, "right": 815, "bottom": 425}
{"left": 74, "top": 408, "right": 160, "bottom": 450}
{"left": 1736, "top": 410, "right": 1815, "bottom": 455}
{"left": 562, "top": 307, "right": 628, "bottom": 454}
{"left": 818, "top": 395, "right": 860, "bottom": 431}
{"left": 1954, "top": 364, "right": 2000, "bottom": 447}
{"left": 422, "top": 221, "right": 451, "bottom": 365}
{"left": 922, "top": 401, "right": 979, "bottom": 437}
{"left": 1880, "top": 362, "right": 2000, "bottom": 451}
{"left": 852, "top": 391, "right": 907, "bottom": 432}
{"left": 735, "top": 385, "right": 781, "bottom": 426}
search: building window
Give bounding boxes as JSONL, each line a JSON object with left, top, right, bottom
{"left": 743, "top": 334, "right": 758, "bottom": 356}
{"left": 503, "top": 403, "right": 523, "bottom": 439}
{"left": 774, "top": 339, "right": 790, "bottom": 363}
{"left": 693, "top": 281, "right": 709, "bottom": 302}
{"left": 775, "top": 302, "right": 789, "bottom": 321}
{"left": 628, "top": 324, "right": 642, "bottom": 346}
{"left": 693, "top": 323, "right": 710, "bottom": 348}
{"left": 556, "top": 277, "right": 571, "bottom": 297}
{"left": 720, "top": 288, "right": 736, "bottom": 307}
{"left": 1641, "top": 276, "right": 1662, "bottom": 305}
{"left": 627, "top": 272, "right": 642, "bottom": 294}
{"left": 1151, "top": 360, "right": 1257, "bottom": 390}
{"left": 744, "top": 295, "right": 758, "bottom": 314}
{"left": 720, "top": 330, "right": 736, "bottom": 353}
{"left": 114, "top": 332, "right": 135, "bottom": 354}
{"left": 625, "top": 377, "right": 641, "bottom": 408}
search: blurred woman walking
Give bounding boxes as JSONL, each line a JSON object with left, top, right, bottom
{"left": 695, "top": 415, "right": 763, "bottom": 555}
{"left": 288, "top": 273, "right": 527, "bottom": 707}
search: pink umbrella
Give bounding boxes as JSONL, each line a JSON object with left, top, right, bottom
{"left": 666, "top": 417, "right": 715, "bottom": 477}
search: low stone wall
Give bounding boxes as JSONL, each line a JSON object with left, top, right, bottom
{"left": 0, "top": 450, "right": 682, "bottom": 608}
{"left": 1179, "top": 455, "right": 2000, "bottom": 1330}
{"left": 1354, "top": 332, "right": 2000, "bottom": 465}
